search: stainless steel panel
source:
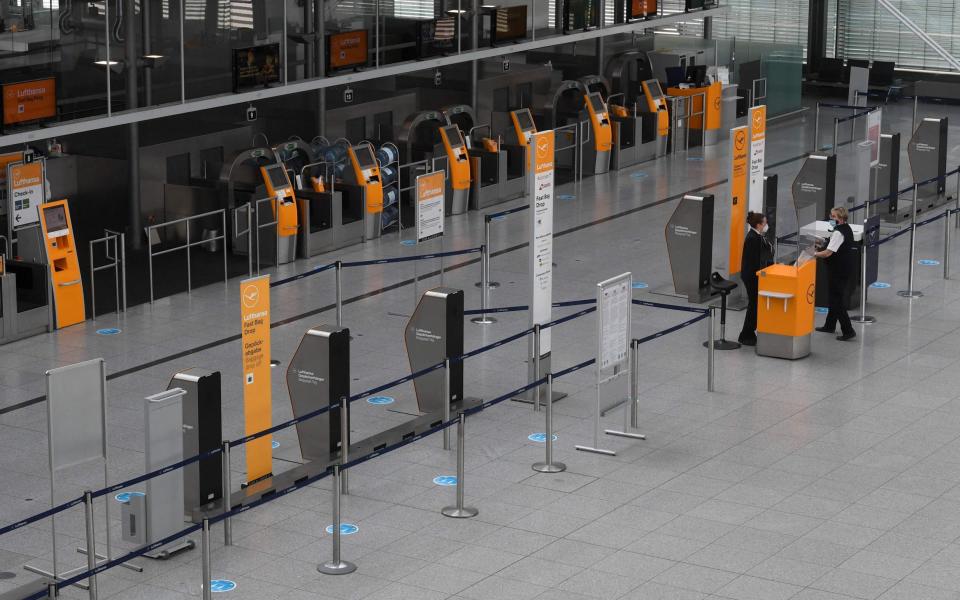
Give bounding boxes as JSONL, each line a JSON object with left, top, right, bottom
{"left": 145, "top": 388, "right": 186, "bottom": 545}
{"left": 756, "top": 332, "right": 810, "bottom": 360}
{"left": 47, "top": 358, "right": 106, "bottom": 472}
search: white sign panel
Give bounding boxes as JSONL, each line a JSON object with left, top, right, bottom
{"left": 867, "top": 108, "right": 882, "bottom": 167}
{"left": 47, "top": 358, "right": 107, "bottom": 472}
{"left": 597, "top": 273, "right": 632, "bottom": 375}
{"left": 7, "top": 159, "right": 45, "bottom": 229}
{"left": 748, "top": 105, "right": 766, "bottom": 212}
{"left": 529, "top": 130, "right": 555, "bottom": 354}
{"left": 415, "top": 171, "right": 445, "bottom": 242}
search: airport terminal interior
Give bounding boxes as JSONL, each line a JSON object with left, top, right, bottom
{"left": 8, "top": 0, "right": 960, "bottom": 599}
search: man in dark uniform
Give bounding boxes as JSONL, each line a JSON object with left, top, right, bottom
{"left": 738, "top": 211, "right": 774, "bottom": 346}
{"left": 814, "top": 206, "right": 857, "bottom": 341}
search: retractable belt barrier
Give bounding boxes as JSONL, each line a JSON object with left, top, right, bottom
{"left": 850, "top": 166, "right": 960, "bottom": 214}
{"left": 486, "top": 204, "right": 529, "bottom": 221}
{"left": 25, "top": 297, "right": 709, "bottom": 598}
{"left": 0, "top": 294, "right": 701, "bottom": 544}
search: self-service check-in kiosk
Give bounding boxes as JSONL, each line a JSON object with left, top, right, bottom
{"left": 467, "top": 128, "right": 526, "bottom": 210}
{"left": 582, "top": 92, "right": 612, "bottom": 175}
{"left": 909, "top": 117, "right": 949, "bottom": 212}
{"left": 287, "top": 325, "right": 350, "bottom": 463}
{"left": 343, "top": 144, "right": 384, "bottom": 241}
{"left": 756, "top": 260, "right": 815, "bottom": 360}
{"left": 439, "top": 124, "right": 471, "bottom": 215}
{"left": 169, "top": 368, "right": 223, "bottom": 520}
{"left": 259, "top": 163, "right": 299, "bottom": 265}
{"left": 405, "top": 288, "right": 464, "bottom": 414}
{"left": 664, "top": 194, "right": 714, "bottom": 303}
{"left": 791, "top": 153, "right": 837, "bottom": 223}
{"left": 37, "top": 200, "right": 85, "bottom": 329}
{"left": 877, "top": 133, "right": 903, "bottom": 222}
{"left": 511, "top": 108, "right": 537, "bottom": 152}
{"left": 641, "top": 79, "right": 670, "bottom": 156}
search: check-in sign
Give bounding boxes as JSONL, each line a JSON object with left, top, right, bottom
{"left": 241, "top": 275, "right": 272, "bottom": 483}
{"left": 748, "top": 105, "right": 766, "bottom": 212}
{"left": 8, "top": 160, "right": 44, "bottom": 229}
{"left": 416, "top": 171, "right": 445, "bottom": 242}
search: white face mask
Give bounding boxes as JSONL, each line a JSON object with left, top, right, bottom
{"left": 760, "top": 224, "right": 769, "bottom": 234}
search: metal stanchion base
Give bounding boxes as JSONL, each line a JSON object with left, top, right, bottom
{"left": 143, "top": 540, "right": 195, "bottom": 560}
{"left": 897, "top": 290, "right": 924, "bottom": 298}
{"left": 703, "top": 339, "right": 741, "bottom": 350}
{"left": 853, "top": 315, "right": 877, "bottom": 324}
{"left": 605, "top": 429, "right": 647, "bottom": 440}
{"left": 24, "top": 566, "right": 89, "bottom": 591}
{"left": 441, "top": 506, "right": 478, "bottom": 518}
{"left": 317, "top": 560, "right": 357, "bottom": 575}
{"left": 474, "top": 281, "right": 501, "bottom": 288}
{"left": 574, "top": 445, "right": 617, "bottom": 456}
{"left": 532, "top": 461, "right": 567, "bottom": 473}
{"left": 470, "top": 315, "right": 497, "bottom": 324}
{"left": 512, "top": 391, "right": 567, "bottom": 405}
{"left": 76, "top": 548, "right": 144, "bottom": 572}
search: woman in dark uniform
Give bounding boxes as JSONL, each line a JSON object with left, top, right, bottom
{"left": 738, "top": 211, "right": 774, "bottom": 346}
{"left": 814, "top": 206, "right": 857, "bottom": 341}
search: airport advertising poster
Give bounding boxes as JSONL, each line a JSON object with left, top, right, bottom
{"left": 241, "top": 275, "right": 272, "bottom": 483}
{"left": 748, "top": 105, "right": 766, "bottom": 212}
{"left": 8, "top": 160, "right": 44, "bottom": 229}
{"left": 867, "top": 108, "right": 882, "bottom": 167}
{"left": 597, "top": 273, "right": 632, "bottom": 376}
{"left": 529, "top": 130, "right": 555, "bottom": 354}
{"left": 728, "top": 126, "right": 749, "bottom": 275}
{"left": 416, "top": 171, "right": 445, "bottom": 242}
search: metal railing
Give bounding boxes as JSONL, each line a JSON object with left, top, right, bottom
{"left": 554, "top": 122, "right": 580, "bottom": 181}
{"left": 145, "top": 209, "right": 228, "bottom": 305}
{"left": 88, "top": 230, "right": 127, "bottom": 318}
{"left": 254, "top": 197, "right": 280, "bottom": 276}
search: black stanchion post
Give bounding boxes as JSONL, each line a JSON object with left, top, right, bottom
{"left": 899, "top": 184, "right": 923, "bottom": 298}
{"left": 441, "top": 413, "right": 478, "bottom": 519}
{"left": 220, "top": 441, "right": 232, "bottom": 546}
{"left": 814, "top": 103, "right": 820, "bottom": 151}
{"left": 83, "top": 491, "right": 98, "bottom": 600}
{"left": 317, "top": 465, "right": 357, "bottom": 575}
{"left": 201, "top": 519, "right": 211, "bottom": 600}
{"left": 833, "top": 117, "right": 839, "bottom": 154}
{"left": 533, "top": 374, "right": 566, "bottom": 473}
{"left": 335, "top": 261, "right": 343, "bottom": 327}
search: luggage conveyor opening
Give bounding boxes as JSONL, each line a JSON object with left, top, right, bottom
{"left": 605, "top": 51, "right": 666, "bottom": 169}
{"left": 538, "top": 80, "right": 588, "bottom": 184}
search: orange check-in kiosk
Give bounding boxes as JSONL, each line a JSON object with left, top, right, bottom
{"left": 756, "top": 260, "right": 815, "bottom": 360}
{"left": 37, "top": 200, "right": 85, "bottom": 329}
{"left": 666, "top": 80, "right": 722, "bottom": 147}
{"left": 640, "top": 79, "right": 670, "bottom": 154}
{"left": 259, "top": 163, "right": 299, "bottom": 264}
{"left": 346, "top": 144, "right": 384, "bottom": 240}
{"left": 583, "top": 92, "right": 612, "bottom": 174}
{"left": 511, "top": 108, "right": 537, "bottom": 152}
{"left": 438, "top": 124, "right": 470, "bottom": 215}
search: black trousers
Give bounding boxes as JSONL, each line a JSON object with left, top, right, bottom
{"left": 739, "top": 278, "right": 758, "bottom": 341}
{"left": 824, "top": 272, "right": 854, "bottom": 335}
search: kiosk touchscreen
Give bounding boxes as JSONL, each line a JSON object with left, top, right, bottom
{"left": 510, "top": 108, "right": 537, "bottom": 147}
{"left": 439, "top": 124, "right": 471, "bottom": 215}
{"left": 584, "top": 92, "right": 612, "bottom": 174}
{"left": 259, "top": 163, "right": 299, "bottom": 264}
{"left": 641, "top": 79, "right": 670, "bottom": 139}
{"left": 37, "top": 200, "right": 85, "bottom": 329}
{"left": 347, "top": 144, "right": 385, "bottom": 239}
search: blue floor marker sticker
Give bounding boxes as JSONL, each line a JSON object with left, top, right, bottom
{"left": 271, "top": 440, "right": 280, "bottom": 449}
{"left": 401, "top": 239, "right": 416, "bottom": 246}
{"left": 871, "top": 282, "right": 891, "bottom": 289}
{"left": 632, "top": 282, "right": 649, "bottom": 289}
{"left": 210, "top": 580, "right": 236, "bottom": 593}
{"left": 558, "top": 194, "right": 576, "bottom": 201}
{"left": 919, "top": 259, "right": 941, "bottom": 266}
{"left": 96, "top": 328, "right": 122, "bottom": 335}
{"left": 631, "top": 172, "right": 648, "bottom": 179}
{"left": 367, "top": 396, "right": 395, "bottom": 405}
{"left": 114, "top": 491, "right": 144, "bottom": 503}
{"left": 815, "top": 307, "right": 829, "bottom": 314}
{"left": 433, "top": 475, "right": 457, "bottom": 486}
{"left": 325, "top": 523, "right": 359, "bottom": 535}
{"left": 528, "top": 433, "right": 559, "bottom": 443}
{"left": 687, "top": 156, "right": 705, "bottom": 162}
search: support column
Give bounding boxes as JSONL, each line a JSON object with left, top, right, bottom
{"left": 702, "top": 16, "right": 712, "bottom": 39}
{"left": 317, "top": 0, "right": 326, "bottom": 137}
{"left": 125, "top": 0, "right": 142, "bottom": 250}
{"left": 470, "top": 0, "right": 479, "bottom": 111}
{"left": 806, "top": 0, "right": 827, "bottom": 75}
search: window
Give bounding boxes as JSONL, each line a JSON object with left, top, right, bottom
{"left": 711, "top": 0, "right": 809, "bottom": 50}
{"left": 832, "top": 0, "right": 960, "bottom": 71}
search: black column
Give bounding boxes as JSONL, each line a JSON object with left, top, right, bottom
{"left": 807, "top": 0, "right": 828, "bottom": 75}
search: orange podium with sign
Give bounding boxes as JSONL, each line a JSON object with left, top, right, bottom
{"left": 37, "top": 199, "right": 85, "bottom": 329}
{"left": 666, "top": 81, "right": 722, "bottom": 146}
{"left": 756, "top": 261, "right": 815, "bottom": 360}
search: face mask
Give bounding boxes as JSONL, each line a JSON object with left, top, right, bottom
{"left": 828, "top": 219, "right": 837, "bottom": 228}
{"left": 760, "top": 224, "right": 769, "bottom": 234}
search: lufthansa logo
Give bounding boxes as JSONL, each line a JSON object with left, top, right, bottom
{"left": 753, "top": 110, "right": 764, "bottom": 132}
{"left": 242, "top": 284, "right": 260, "bottom": 308}
{"left": 735, "top": 130, "right": 746, "bottom": 151}
{"left": 806, "top": 284, "right": 815, "bottom": 304}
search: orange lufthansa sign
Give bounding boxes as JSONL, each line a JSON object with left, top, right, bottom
{"left": 751, "top": 105, "right": 766, "bottom": 140}
{"left": 241, "top": 275, "right": 272, "bottom": 484}
{"left": 533, "top": 130, "right": 555, "bottom": 174}
{"left": 728, "top": 126, "right": 749, "bottom": 275}
{"left": 3, "top": 78, "right": 56, "bottom": 126}
{"left": 329, "top": 30, "right": 368, "bottom": 70}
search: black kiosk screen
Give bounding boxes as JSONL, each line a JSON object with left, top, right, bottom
{"left": 442, "top": 125, "right": 464, "bottom": 149}
{"left": 354, "top": 146, "right": 377, "bottom": 169}
{"left": 645, "top": 80, "right": 664, "bottom": 99}
{"left": 43, "top": 204, "right": 68, "bottom": 234}
{"left": 263, "top": 164, "right": 291, "bottom": 190}
{"left": 514, "top": 109, "right": 534, "bottom": 131}
{"left": 587, "top": 93, "right": 605, "bottom": 113}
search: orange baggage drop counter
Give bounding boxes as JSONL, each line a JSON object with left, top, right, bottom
{"left": 756, "top": 261, "right": 815, "bottom": 360}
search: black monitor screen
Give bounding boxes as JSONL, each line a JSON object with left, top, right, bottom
{"left": 492, "top": 5, "right": 527, "bottom": 43}
{"left": 563, "top": 0, "right": 599, "bottom": 32}
{"left": 43, "top": 204, "right": 67, "bottom": 233}
{"left": 418, "top": 17, "right": 457, "bottom": 58}
{"left": 686, "top": 65, "right": 707, "bottom": 85}
{"left": 514, "top": 109, "right": 534, "bottom": 131}
{"left": 263, "top": 164, "right": 291, "bottom": 190}
{"left": 232, "top": 44, "right": 281, "bottom": 92}
{"left": 354, "top": 145, "right": 377, "bottom": 169}
{"left": 644, "top": 79, "right": 664, "bottom": 99}
{"left": 587, "top": 93, "right": 605, "bottom": 113}
{"left": 442, "top": 125, "right": 464, "bottom": 149}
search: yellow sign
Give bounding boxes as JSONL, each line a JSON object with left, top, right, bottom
{"left": 241, "top": 275, "right": 272, "bottom": 483}
{"left": 728, "top": 126, "right": 749, "bottom": 274}
{"left": 748, "top": 104, "right": 767, "bottom": 212}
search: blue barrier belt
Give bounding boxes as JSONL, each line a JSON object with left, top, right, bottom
{"left": 342, "top": 246, "right": 481, "bottom": 268}
{"left": 486, "top": 204, "right": 529, "bottom": 221}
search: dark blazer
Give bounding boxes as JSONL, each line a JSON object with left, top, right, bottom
{"left": 741, "top": 228, "right": 774, "bottom": 286}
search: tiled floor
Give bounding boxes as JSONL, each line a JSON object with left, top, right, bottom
{"left": 5, "top": 95, "right": 960, "bottom": 599}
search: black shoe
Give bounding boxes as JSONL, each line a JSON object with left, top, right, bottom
{"left": 816, "top": 326, "right": 835, "bottom": 333}
{"left": 739, "top": 337, "right": 757, "bottom": 347}
{"left": 836, "top": 332, "right": 856, "bottom": 341}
